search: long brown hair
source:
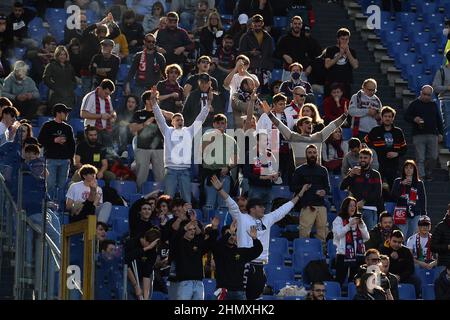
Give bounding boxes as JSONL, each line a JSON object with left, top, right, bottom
{"left": 401, "top": 159, "right": 420, "bottom": 182}
{"left": 338, "top": 196, "right": 358, "bottom": 220}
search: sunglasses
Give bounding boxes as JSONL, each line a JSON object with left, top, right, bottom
{"left": 294, "top": 93, "right": 307, "bottom": 97}
{"left": 200, "top": 60, "right": 210, "bottom": 64}
{"left": 146, "top": 40, "right": 156, "bottom": 43}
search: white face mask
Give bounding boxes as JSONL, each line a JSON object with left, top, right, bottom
{"left": 443, "top": 28, "right": 450, "bottom": 37}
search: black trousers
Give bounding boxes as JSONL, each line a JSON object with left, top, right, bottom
{"left": 243, "top": 263, "right": 266, "bottom": 300}
{"left": 335, "top": 254, "right": 365, "bottom": 286}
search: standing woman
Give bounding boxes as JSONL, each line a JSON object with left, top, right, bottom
{"left": 391, "top": 160, "right": 427, "bottom": 240}
{"left": 332, "top": 196, "right": 370, "bottom": 285}
{"left": 43, "top": 45, "right": 77, "bottom": 111}
{"left": 322, "top": 127, "right": 348, "bottom": 210}
{"left": 300, "top": 103, "right": 325, "bottom": 133}
{"left": 197, "top": 10, "right": 224, "bottom": 56}
{"left": 142, "top": 1, "right": 166, "bottom": 35}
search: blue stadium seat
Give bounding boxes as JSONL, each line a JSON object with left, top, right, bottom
{"left": 416, "top": 2, "right": 438, "bottom": 16}
{"left": 38, "top": 116, "right": 52, "bottom": 127}
{"left": 396, "top": 12, "right": 417, "bottom": 26}
{"left": 203, "top": 278, "right": 216, "bottom": 300}
{"left": 39, "top": 82, "right": 49, "bottom": 101}
{"left": 97, "top": 179, "right": 105, "bottom": 187}
{"left": 32, "top": 126, "right": 40, "bottom": 137}
{"left": 347, "top": 282, "right": 356, "bottom": 299}
{"left": 422, "top": 284, "right": 435, "bottom": 300}
{"left": 269, "top": 237, "right": 290, "bottom": 260}
{"left": 110, "top": 206, "right": 128, "bottom": 221}
{"left": 416, "top": 267, "right": 435, "bottom": 285}
{"left": 416, "top": 42, "right": 438, "bottom": 57}
{"left": 272, "top": 185, "right": 292, "bottom": 199}
{"left": 84, "top": 10, "right": 99, "bottom": 24}
{"left": 386, "top": 40, "right": 408, "bottom": 58}
{"left": 342, "top": 128, "right": 352, "bottom": 141}
{"left": 383, "top": 202, "right": 396, "bottom": 215}
{"left": 292, "top": 251, "right": 322, "bottom": 274}
{"left": 106, "top": 231, "right": 119, "bottom": 241}
{"left": 29, "top": 27, "right": 48, "bottom": 44}
{"left": 293, "top": 238, "right": 323, "bottom": 256}
{"left": 422, "top": 54, "right": 444, "bottom": 73}
{"left": 261, "top": 295, "right": 277, "bottom": 300}
{"left": 117, "top": 64, "right": 131, "bottom": 83}
{"left": 433, "top": 266, "right": 446, "bottom": 281}
{"left": 405, "top": 64, "right": 424, "bottom": 84}
{"left": 398, "top": 283, "right": 416, "bottom": 300}
{"left": 28, "top": 17, "right": 43, "bottom": 29}
{"left": 268, "top": 251, "right": 285, "bottom": 267}
{"left": 151, "top": 291, "right": 168, "bottom": 300}
{"left": 128, "top": 193, "right": 143, "bottom": 205}
{"left": 271, "top": 69, "right": 283, "bottom": 81}
{"left": 324, "top": 281, "right": 341, "bottom": 299}
{"left": 264, "top": 265, "right": 295, "bottom": 288}
{"left": 68, "top": 118, "right": 85, "bottom": 135}
{"left": 112, "top": 217, "right": 129, "bottom": 237}
{"left": 270, "top": 224, "right": 283, "bottom": 238}
{"left": 409, "top": 31, "right": 431, "bottom": 45}
{"left": 273, "top": 16, "right": 288, "bottom": 28}
{"left": 273, "top": 280, "right": 303, "bottom": 293}
{"left": 220, "top": 14, "right": 233, "bottom": 24}
{"left": 326, "top": 239, "right": 337, "bottom": 268}
{"left": 45, "top": 8, "right": 67, "bottom": 24}
{"left": 111, "top": 180, "right": 137, "bottom": 201}
{"left": 398, "top": 52, "right": 417, "bottom": 71}
{"left": 141, "top": 181, "right": 164, "bottom": 195}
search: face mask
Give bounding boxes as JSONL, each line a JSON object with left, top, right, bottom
{"left": 443, "top": 28, "right": 449, "bottom": 36}
{"left": 291, "top": 72, "right": 301, "bottom": 80}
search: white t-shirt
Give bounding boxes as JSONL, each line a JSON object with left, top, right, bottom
{"left": 406, "top": 233, "right": 432, "bottom": 260}
{"left": 66, "top": 181, "right": 103, "bottom": 204}
{"left": 227, "top": 73, "right": 259, "bottom": 112}
{"left": 80, "top": 90, "right": 115, "bottom": 129}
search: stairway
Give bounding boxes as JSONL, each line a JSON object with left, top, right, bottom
{"left": 310, "top": 1, "right": 450, "bottom": 225}
{"left": 0, "top": 247, "right": 15, "bottom": 300}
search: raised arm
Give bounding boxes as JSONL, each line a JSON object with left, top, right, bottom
{"left": 211, "top": 175, "right": 242, "bottom": 220}
{"left": 264, "top": 185, "right": 309, "bottom": 226}
{"left": 316, "top": 113, "right": 348, "bottom": 141}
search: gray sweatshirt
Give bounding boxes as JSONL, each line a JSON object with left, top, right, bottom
{"left": 341, "top": 149, "right": 379, "bottom": 177}
{"left": 2, "top": 73, "right": 39, "bottom": 101}
{"left": 268, "top": 113, "right": 347, "bottom": 167}
{"left": 432, "top": 65, "right": 450, "bottom": 101}
{"left": 348, "top": 90, "right": 382, "bottom": 134}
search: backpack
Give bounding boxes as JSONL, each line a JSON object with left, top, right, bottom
{"left": 302, "top": 259, "right": 333, "bottom": 285}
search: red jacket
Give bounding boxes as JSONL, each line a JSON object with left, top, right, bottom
{"left": 323, "top": 96, "right": 349, "bottom": 123}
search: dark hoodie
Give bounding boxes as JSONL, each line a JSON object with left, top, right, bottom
{"left": 431, "top": 213, "right": 450, "bottom": 267}
{"left": 365, "top": 223, "right": 401, "bottom": 251}
{"left": 434, "top": 268, "right": 450, "bottom": 300}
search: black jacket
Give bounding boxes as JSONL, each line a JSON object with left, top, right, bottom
{"left": 431, "top": 214, "right": 450, "bottom": 267}
{"left": 37, "top": 120, "right": 75, "bottom": 160}
{"left": 404, "top": 98, "right": 444, "bottom": 136}
{"left": 340, "top": 167, "right": 383, "bottom": 213}
{"left": 212, "top": 234, "right": 263, "bottom": 291}
{"left": 380, "top": 245, "right": 415, "bottom": 282}
{"left": 365, "top": 224, "right": 401, "bottom": 251}
{"left": 290, "top": 163, "right": 330, "bottom": 207}
{"left": 434, "top": 268, "right": 450, "bottom": 300}
{"left": 182, "top": 89, "right": 224, "bottom": 127}
{"left": 364, "top": 125, "right": 407, "bottom": 168}
{"left": 172, "top": 229, "right": 218, "bottom": 282}
{"left": 239, "top": 30, "right": 274, "bottom": 71}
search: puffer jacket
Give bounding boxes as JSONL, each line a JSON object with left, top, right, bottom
{"left": 431, "top": 213, "right": 450, "bottom": 267}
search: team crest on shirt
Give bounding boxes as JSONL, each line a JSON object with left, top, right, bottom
{"left": 192, "top": 246, "right": 198, "bottom": 252}
{"left": 234, "top": 254, "right": 240, "bottom": 261}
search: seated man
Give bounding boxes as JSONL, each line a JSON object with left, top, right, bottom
{"left": 72, "top": 125, "right": 116, "bottom": 184}
{"left": 66, "top": 164, "right": 112, "bottom": 223}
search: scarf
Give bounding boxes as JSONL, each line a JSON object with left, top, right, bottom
{"left": 138, "top": 49, "right": 147, "bottom": 81}
{"left": 415, "top": 233, "right": 432, "bottom": 262}
{"left": 95, "top": 87, "right": 112, "bottom": 132}
{"left": 343, "top": 218, "right": 366, "bottom": 263}
{"left": 237, "top": 87, "right": 252, "bottom": 102}
{"left": 400, "top": 184, "right": 418, "bottom": 217}
{"left": 330, "top": 139, "right": 344, "bottom": 158}
{"left": 289, "top": 101, "right": 301, "bottom": 119}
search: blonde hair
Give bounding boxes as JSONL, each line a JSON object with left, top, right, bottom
{"left": 54, "top": 45, "right": 70, "bottom": 61}
{"left": 207, "top": 10, "right": 223, "bottom": 31}
{"left": 13, "top": 60, "right": 29, "bottom": 77}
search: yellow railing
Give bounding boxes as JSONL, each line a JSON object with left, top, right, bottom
{"left": 60, "top": 215, "right": 96, "bottom": 300}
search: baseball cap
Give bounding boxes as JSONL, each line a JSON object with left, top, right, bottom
{"left": 418, "top": 215, "right": 431, "bottom": 226}
{"left": 238, "top": 14, "right": 248, "bottom": 25}
{"left": 100, "top": 39, "right": 115, "bottom": 47}
{"left": 53, "top": 103, "right": 72, "bottom": 115}
{"left": 198, "top": 73, "right": 211, "bottom": 82}
{"left": 251, "top": 14, "right": 264, "bottom": 22}
{"left": 0, "top": 14, "right": 7, "bottom": 21}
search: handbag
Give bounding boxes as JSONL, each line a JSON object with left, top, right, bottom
{"left": 393, "top": 206, "right": 407, "bottom": 225}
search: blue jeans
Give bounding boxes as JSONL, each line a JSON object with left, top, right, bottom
{"left": 164, "top": 168, "right": 192, "bottom": 203}
{"left": 204, "top": 175, "right": 230, "bottom": 211}
{"left": 248, "top": 185, "right": 272, "bottom": 214}
{"left": 362, "top": 208, "right": 378, "bottom": 231}
{"left": 176, "top": 280, "right": 204, "bottom": 300}
{"left": 168, "top": 281, "right": 179, "bottom": 300}
{"left": 47, "top": 159, "right": 70, "bottom": 201}
{"left": 397, "top": 215, "right": 421, "bottom": 240}
{"left": 329, "top": 174, "right": 347, "bottom": 210}
{"left": 225, "top": 290, "right": 246, "bottom": 300}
